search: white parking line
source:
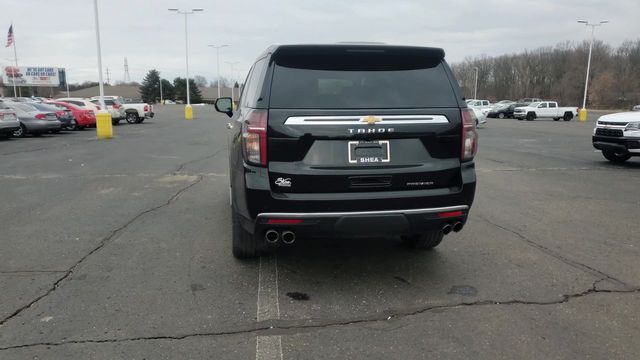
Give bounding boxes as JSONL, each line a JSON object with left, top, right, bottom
{"left": 256, "top": 256, "right": 283, "bottom": 360}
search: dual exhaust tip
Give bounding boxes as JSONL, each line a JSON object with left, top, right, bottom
{"left": 265, "top": 229, "right": 296, "bottom": 244}
{"left": 442, "top": 222, "right": 463, "bottom": 235}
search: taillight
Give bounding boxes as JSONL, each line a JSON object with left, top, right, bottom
{"left": 144, "top": 104, "right": 149, "bottom": 112}
{"left": 242, "top": 110, "right": 268, "bottom": 166}
{"left": 461, "top": 108, "right": 478, "bottom": 161}
{"left": 56, "top": 111, "right": 65, "bottom": 117}
{"left": 35, "top": 113, "right": 46, "bottom": 119}
{"left": 112, "top": 102, "right": 121, "bottom": 109}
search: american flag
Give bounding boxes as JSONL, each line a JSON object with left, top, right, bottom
{"left": 6, "top": 25, "right": 14, "bottom": 48}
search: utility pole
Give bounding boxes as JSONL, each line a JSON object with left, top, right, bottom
{"left": 473, "top": 67, "right": 478, "bottom": 100}
{"left": 105, "top": 67, "right": 111, "bottom": 85}
{"left": 123, "top": 57, "right": 131, "bottom": 83}
{"left": 577, "top": 20, "right": 608, "bottom": 121}
{"left": 159, "top": 77, "right": 163, "bottom": 104}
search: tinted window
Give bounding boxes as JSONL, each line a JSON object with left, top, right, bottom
{"left": 549, "top": 103, "right": 557, "bottom": 108}
{"left": 270, "top": 62, "right": 457, "bottom": 109}
{"left": 243, "top": 58, "right": 268, "bottom": 107}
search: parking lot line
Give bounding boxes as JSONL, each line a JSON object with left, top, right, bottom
{"left": 256, "top": 256, "right": 283, "bottom": 360}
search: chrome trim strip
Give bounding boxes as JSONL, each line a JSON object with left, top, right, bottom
{"left": 258, "top": 205, "right": 468, "bottom": 219}
{"left": 284, "top": 115, "right": 449, "bottom": 126}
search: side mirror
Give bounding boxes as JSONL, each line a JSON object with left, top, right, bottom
{"left": 215, "top": 97, "right": 233, "bottom": 117}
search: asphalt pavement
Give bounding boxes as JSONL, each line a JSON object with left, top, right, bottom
{"left": 0, "top": 106, "right": 638, "bottom": 359}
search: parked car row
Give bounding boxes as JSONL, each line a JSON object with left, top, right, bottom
{"left": 0, "top": 95, "right": 153, "bottom": 139}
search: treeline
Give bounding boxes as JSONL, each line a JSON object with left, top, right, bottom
{"left": 451, "top": 40, "right": 640, "bottom": 109}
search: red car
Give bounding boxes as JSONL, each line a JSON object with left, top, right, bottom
{"left": 45, "top": 101, "right": 96, "bottom": 129}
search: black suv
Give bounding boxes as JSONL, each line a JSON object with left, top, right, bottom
{"left": 215, "top": 44, "right": 477, "bottom": 258}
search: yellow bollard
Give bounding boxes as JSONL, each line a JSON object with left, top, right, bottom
{"left": 95, "top": 111, "right": 113, "bottom": 139}
{"left": 185, "top": 104, "right": 193, "bottom": 120}
{"left": 578, "top": 108, "right": 588, "bottom": 122}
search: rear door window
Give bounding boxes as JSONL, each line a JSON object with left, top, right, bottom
{"left": 270, "top": 56, "right": 457, "bottom": 109}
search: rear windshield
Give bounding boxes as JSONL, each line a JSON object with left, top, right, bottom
{"left": 270, "top": 60, "right": 457, "bottom": 109}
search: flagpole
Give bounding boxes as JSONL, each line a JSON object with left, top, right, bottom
{"left": 10, "top": 23, "right": 20, "bottom": 97}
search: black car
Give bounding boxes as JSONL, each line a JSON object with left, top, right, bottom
{"left": 487, "top": 102, "right": 528, "bottom": 119}
{"left": 215, "top": 44, "right": 478, "bottom": 258}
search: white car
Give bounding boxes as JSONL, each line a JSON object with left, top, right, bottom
{"left": 471, "top": 107, "right": 487, "bottom": 126}
{"left": 592, "top": 111, "right": 640, "bottom": 163}
{"left": 467, "top": 99, "right": 491, "bottom": 110}
{"left": 56, "top": 97, "right": 102, "bottom": 112}
{"left": 90, "top": 96, "right": 126, "bottom": 124}
{"left": 513, "top": 101, "right": 578, "bottom": 121}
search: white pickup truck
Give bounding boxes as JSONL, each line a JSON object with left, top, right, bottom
{"left": 120, "top": 100, "right": 154, "bottom": 124}
{"left": 592, "top": 111, "right": 640, "bottom": 163}
{"left": 90, "top": 96, "right": 154, "bottom": 124}
{"left": 513, "top": 101, "right": 579, "bottom": 121}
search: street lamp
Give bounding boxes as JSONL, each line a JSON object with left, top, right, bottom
{"left": 225, "top": 61, "right": 240, "bottom": 104}
{"left": 93, "top": 0, "right": 112, "bottom": 139}
{"left": 208, "top": 44, "right": 229, "bottom": 99}
{"left": 159, "top": 76, "right": 163, "bottom": 104}
{"left": 472, "top": 67, "right": 479, "bottom": 100}
{"left": 169, "top": 7, "right": 204, "bottom": 120}
{"left": 577, "top": 20, "right": 608, "bottom": 121}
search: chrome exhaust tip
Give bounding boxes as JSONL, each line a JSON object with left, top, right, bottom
{"left": 265, "top": 230, "right": 280, "bottom": 243}
{"left": 282, "top": 231, "right": 296, "bottom": 244}
{"left": 442, "top": 224, "right": 453, "bottom": 235}
{"left": 452, "top": 222, "right": 463, "bottom": 232}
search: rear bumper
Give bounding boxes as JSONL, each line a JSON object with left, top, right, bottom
{"left": 593, "top": 135, "right": 640, "bottom": 154}
{"left": 0, "top": 123, "right": 20, "bottom": 134}
{"left": 147, "top": 112, "right": 154, "bottom": 118}
{"left": 25, "top": 120, "right": 61, "bottom": 133}
{"left": 254, "top": 205, "right": 469, "bottom": 238}
{"left": 236, "top": 162, "right": 476, "bottom": 236}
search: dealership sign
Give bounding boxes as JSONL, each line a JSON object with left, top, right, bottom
{"left": 2, "top": 66, "right": 62, "bottom": 87}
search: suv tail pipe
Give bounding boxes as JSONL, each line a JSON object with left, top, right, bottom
{"left": 282, "top": 231, "right": 296, "bottom": 244}
{"left": 265, "top": 230, "right": 279, "bottom": 243}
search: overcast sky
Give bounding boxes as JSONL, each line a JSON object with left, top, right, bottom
{"left": 1, "top": 0, "right": 639, "bottom": 85}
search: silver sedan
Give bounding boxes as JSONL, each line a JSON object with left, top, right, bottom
{"left": 2, "top": 102, "right": 61, "bottom": 137}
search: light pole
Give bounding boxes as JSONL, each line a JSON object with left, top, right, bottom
{"left": 169, "top": 8, "right": 204, "bottom": 120}
{"left": 225, "top": 61, "right": 240, "bottom": 104}
{"left": 577, "top": 20, "right": 608, "bottom": 121}
{"left": 93, "top": 0, "right": 112, "bottom": 139}
{"left": 208, "top": 44, "right": 229, "bottom": 99}
{"left": 473, "top": 67, "right": 479, "bottom": 100}
{"left": 64, "top": 68, "right": 71, "bottom": 97}
{"left": 159, "top": 76, "right": 163, "bottom": 104}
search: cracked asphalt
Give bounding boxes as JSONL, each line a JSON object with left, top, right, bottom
{"left": 0, "top": 106, "right": 639, "bottom": 359}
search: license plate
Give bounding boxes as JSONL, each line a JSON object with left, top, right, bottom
{"left": 4, "top": 114, "right": 15, "bottom": 120}
{"left": 348, "top": 140, "right": 390, "bottom": 164}
{"left": 46, "top": 115, "right": 57, "bottom": 121}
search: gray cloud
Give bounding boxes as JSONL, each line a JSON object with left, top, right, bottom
{"left": 1, "top": 0, "right": 638, "bottom": 84}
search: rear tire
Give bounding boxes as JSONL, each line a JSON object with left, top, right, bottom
{"left": 232, "top": 210, "right": 262, "bottom": 258}
{"left": 602, "top": 149, "right": 631, "bottom": 163}
{"left": 13, "top": 124, "right": 26, "bottom": 138}
{"left": 126, "top": 112, "right": 138, "bottom": 124}
{"left": 401, "top": 231, "right": 444, "bottom": 250}
{"left": 67, "top": 119, "right": 78, "bottom": 131}
{"left": 563, "top": 112, "right": 573, "bottom": 121}
{"left": 498, "top": 113, "right": 505, "bottom": 119}
{"left": 553, "top": 117, "right": 559, "bottom": 121}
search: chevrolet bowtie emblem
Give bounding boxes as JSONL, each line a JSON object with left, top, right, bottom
{"left": 361, "top": 116, "right": 381, "bottom": 125}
